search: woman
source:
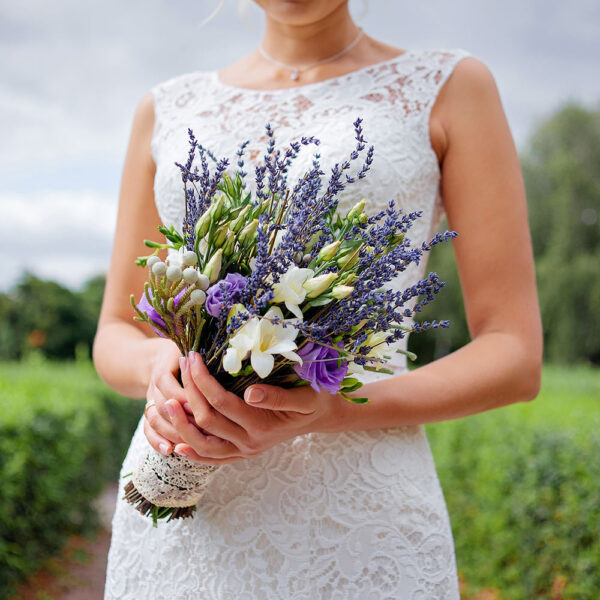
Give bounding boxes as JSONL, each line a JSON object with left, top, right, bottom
{"left": 95, "top": 1, "right": 543, "bottom": 598}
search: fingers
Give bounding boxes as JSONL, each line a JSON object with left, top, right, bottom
{"left": 165, "top": 398, "right": 242, "bottom": 460}
{"left": 145, "top": 383, "right": 193, "bottom": 452}
{"left": 187, "top": 351, "right": 233, "bottom": 409}
{"left": 180, "top": 353, "right": 250, "bottom": 445}
{"left": 153, "top": 364, "right": 187, "bottom": 405}
{"left": 172, "top": 442, "right": 251, "bottom": 466}
{"left": 244, "top": 383, "right": 318, "bottom": 414}
{"left": 144, "top": 416, "right": 176, "bottom": 456}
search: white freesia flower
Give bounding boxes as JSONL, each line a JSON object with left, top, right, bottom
{"left": 271, "top": 266, "right": 315, "bottom": 319}
{"left": 223, "top": 306, "right": 302, "bottom": 378}
{"left": 348, "top": 331, "right": 390, "bottom": 374}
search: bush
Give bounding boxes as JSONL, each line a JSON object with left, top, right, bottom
{"left": 0, "top": 355, "right": 142, "bottom": 600}
{"left": 427, "top": 365, "right": 600, "bottom": 599}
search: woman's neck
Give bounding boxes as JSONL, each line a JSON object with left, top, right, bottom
{"left": 260, "top": 4, "right": 359, "bottom": 67}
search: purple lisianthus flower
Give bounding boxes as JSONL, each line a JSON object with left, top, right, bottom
{"left": 136, "top": 287, "right": 187, "bottom": 338}
{"left": 294, "top": 339, "right": 348, "bottom": 394}
{"left": 205, "top": 272, "right": 247, "bottom": 318}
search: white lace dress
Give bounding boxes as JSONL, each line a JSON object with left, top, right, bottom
{"left": 104, "top": 47, "right": 473, "bottom": 600}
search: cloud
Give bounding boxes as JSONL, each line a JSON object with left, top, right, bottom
{"left": 1, "top": 0, "right": 598, "bottom": 289}
{"left": 1, "top": 190, "right": 117, "bottom": 290}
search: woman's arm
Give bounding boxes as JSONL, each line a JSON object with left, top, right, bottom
{"left": 157, "top": 57, "right": 544, "bottom": 465}
{"left": 92, "top": 92, "right": 184, "bottom": 403}
{"left": 318, "top": 56, "right": 543, "bottom": 431}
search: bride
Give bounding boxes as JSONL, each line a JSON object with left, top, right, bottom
{"left": 94, "top": 1, "right": 543, "bottom": 598}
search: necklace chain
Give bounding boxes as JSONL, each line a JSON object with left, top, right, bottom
{"left": 258, "top": 28, "right": 365, "bottom": 81}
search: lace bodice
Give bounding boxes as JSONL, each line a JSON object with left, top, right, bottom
{"left": 149, "top": 47, "right": 471, "bottom": 377}
{"left": 104, "top": 48, "right": 473, "bottom": 600}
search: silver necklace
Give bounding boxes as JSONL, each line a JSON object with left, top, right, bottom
{"left": 258, "top": 28, "right": 364, "bottom": 81}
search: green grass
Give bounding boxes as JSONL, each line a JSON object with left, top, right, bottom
{"left": 0, "top": 353, "right": 126, "bottom": 424}
{"left": 426, "top": 363, "right": 600, "bottom": 599}
{"left": 0, "top": 354, "right": 142, "bottom": 600}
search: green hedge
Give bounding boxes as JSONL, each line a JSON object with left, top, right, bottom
{"left": 1, "top": 359, "right": 598, "bottom": 599}
{"left": 0, "top": 354, "right": 142, "bottom": 600}
{"left": 427, "top": 365, "right": 600, "bottom": 599}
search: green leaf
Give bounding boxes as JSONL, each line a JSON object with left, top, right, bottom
{"left": 341, "top": 381, "right": 363, "bottom": 393}
{"left": 144, "top": 239, "right": 166, "bottom": 249}
{"left": 341, "top": 392, "right": 370, "bottom": 404}
{"left": 292, "top": 378, "right": 311, "bottom": 387}
{"left": 395, "top": 348, "right": 418, "bottom": 361}
{"left": 363, "top": 366, "right": 395, "bottom": 375}
{"left": 230, "top": 364, "right": 254, "bottom": 377}
{"left": 305, "top": 296, "right": 333, "bottom": 309}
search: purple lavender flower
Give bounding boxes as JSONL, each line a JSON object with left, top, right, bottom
{"left": 294, "top": 339, "right": 348, "bottom": 394}
{"left": 137, "top": 287, "right": 187, "bottom": 338}
{"left": 205, "top": 272, "right": 247, "bottom": 318}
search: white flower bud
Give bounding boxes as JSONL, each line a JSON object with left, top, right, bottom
{"left": 151, "top": 261, "right": 167, "bottom": 277}
{"left": 202, "top": 249, "right": 223, "bottom": 284}
{"left": 183, "top": 267, "right": 199, "bottom": 284}
{"left": 346, "top": 198, "right": 366, "bottom": 221}
{"left": 190, "top": 289, "right": 206, "bottom": 305}
{"left": 303, "top": 272, "right": 337, "bottom": 298}
{"left": 147, "top": 255, "right": 160, "bottom": 268}
{"left": 196, "top": 273, "right": 210, "bottom": 291}
{"left": 331, "top": 285, "right": 354, "bottom": 299}
{"left": 318, "top": 240, "right": 341, "bottom": 261}
{"left": 166, "top": 266, "right": 183, "bottom": 282}
{"left": 182, "top": 251, "right": 198, "bottom": 266}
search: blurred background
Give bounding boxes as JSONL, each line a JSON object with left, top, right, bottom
{"left": 1, "top": 1, "right": 598, "bottom": 599}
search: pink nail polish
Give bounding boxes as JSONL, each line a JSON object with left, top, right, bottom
{"left": 179, "top": 356, "right": 187, "bottom": 371}
{"left": 166, "top": 402, "right": 175, "bottom": 418}
{"left": 183, "top": 402, "right": 192, "bottom": 412}
{"left": 159, "top": 442, "right": 170, "bottom": 455}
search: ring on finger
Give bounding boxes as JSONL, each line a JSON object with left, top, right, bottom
{"left": 144, "top": 400, "right": 157, "bottom": 419}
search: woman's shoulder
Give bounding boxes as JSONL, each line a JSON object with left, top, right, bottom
{"left": 412, "top": 47, "right": 494, "bottom": 106}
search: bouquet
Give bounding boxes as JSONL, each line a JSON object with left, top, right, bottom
{"left": 122, "top": 118, "right": 457, "bottom": 525}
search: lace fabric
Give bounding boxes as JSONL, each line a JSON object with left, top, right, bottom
{"left": 104, "top": 47, "right": 472, "bottom": 599}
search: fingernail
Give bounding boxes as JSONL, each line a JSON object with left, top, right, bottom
{"left": 246, "top": 388, "right": 264, "bottom": 404}
{"left": 189, "top": 350, "right": 203, "bottom": 365}
{"left": 179, "top": 356, "right": 187, "bottom": 371}
{"left": 166, "top": 402, "right": 175, "bottom": 419}
{"left": 159, "top": 442, "right": 170, "bottom": 455}
{"left": 175, "top": 445, "right": 188, "bottom": 456}
{"left": 183, "top": 402, "right": 192, "bottom": 412}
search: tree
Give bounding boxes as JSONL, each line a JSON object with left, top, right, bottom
{"left": 409, "top": 100, "right": 600, "bottom": 366}
{"left": 522, "top": 102, "right": 600, "bottom": 364}
{"left": 0, "top": 273, "right": 107, "bottom": 360}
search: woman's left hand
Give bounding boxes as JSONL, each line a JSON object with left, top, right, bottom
{"left": 163, "top": 351, "right": 344, "bottom": 465}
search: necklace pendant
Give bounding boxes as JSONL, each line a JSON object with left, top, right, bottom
{"left": 290, "top": 69, "right": 299, "bottom": 81}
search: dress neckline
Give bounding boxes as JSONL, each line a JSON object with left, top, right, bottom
{"left": 211, "top": 49, "right": 419, "bottom": 93}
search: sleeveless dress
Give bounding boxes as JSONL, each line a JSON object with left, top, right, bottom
{"left": 104, "top": 47, "right": 473, "bottom": 600}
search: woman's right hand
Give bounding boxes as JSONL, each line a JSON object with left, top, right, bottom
{"left": 143, "top": 340, "right": 196, "bottom": 456}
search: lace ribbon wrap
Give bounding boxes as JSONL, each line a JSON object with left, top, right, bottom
{"left": 131, "top": 448, "right": 219, "bottom": 508}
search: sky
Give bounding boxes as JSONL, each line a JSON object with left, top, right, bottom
{"left": 1, "top": 0, "right": 599, "bottom": 290}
